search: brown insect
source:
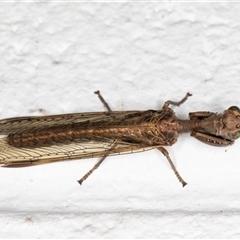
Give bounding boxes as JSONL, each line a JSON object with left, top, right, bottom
{"left": 0, "top": 91, "right": 239, "bottom": 187}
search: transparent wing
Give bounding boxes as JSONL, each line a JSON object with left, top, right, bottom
{"left": 0, "top": 137, "right": 158, "bottom": 167}
{"left": 0, "top": 111, "right": 143, "bottom": 134}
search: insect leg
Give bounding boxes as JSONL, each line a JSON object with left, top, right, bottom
{"left": 163, "top": 92, "right": 192, "bottom": 109}
{"left": 158, "top": 147, "right": 187, "bottom": 187}
{"left": 94, "top": 90, "right": 112, "bottom": 112}
{"left": 78, "top": 141, "right": 118, "bottom": 185}
{"left": 78, "top": 154, "right": 108, "bottom": 185}
{"left": 77, "top": 91, "right": 114, "bottom": 185}
{"left": 191, "top": 130, "right": 233, "bottom": 146}
{"left": 189, "top": 111, "right": 215, "bottom": 120}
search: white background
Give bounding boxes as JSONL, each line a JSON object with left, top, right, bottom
{"left": 1, "top": 2, "right": 240, "bottom": 238}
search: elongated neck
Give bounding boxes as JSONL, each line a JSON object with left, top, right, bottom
{"left": 177, "top": 119, "right": 202, "bottom": 133}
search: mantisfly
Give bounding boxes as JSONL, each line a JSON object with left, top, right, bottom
{"left": 0, "top": 91, "right": 239, "bottom": 187}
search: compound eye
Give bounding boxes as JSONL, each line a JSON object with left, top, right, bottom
{"left": 228, "top": 106, "right": 240, "bottom": 112}
{"left": 228, "top": 131, "right": 240, "bottom": 140}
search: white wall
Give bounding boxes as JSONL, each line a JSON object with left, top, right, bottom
{"left": 0, "top": 2, "right": 240, "bottom": 238}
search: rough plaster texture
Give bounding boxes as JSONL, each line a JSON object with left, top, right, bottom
{"left": 1, "top": 2, "right": 240, "bottom": 238}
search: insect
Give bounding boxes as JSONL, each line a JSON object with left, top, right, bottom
{"left": 0, "top": 91, "right": 239, "bottom": 187}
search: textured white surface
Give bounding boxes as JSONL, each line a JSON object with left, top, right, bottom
{"left": 1, "top": 2, "right": 240, "bottom": 238}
